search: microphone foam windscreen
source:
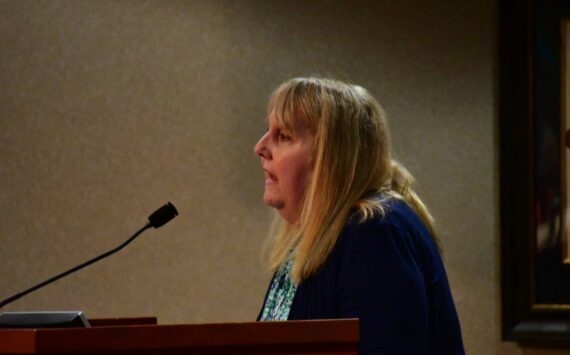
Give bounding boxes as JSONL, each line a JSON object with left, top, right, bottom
{"left": 148, "top": 202, "right": 179, "bottom": 228}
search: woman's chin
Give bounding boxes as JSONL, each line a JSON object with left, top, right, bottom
{"left": 263, "top": 196, "right": 284, "bottom": 209}
{"left": 263, "top": 194, "right": 284, "bottom": 210}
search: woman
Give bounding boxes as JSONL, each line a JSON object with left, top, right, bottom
{"left": 254, "top": 77, "right": 464, "bottom": 354}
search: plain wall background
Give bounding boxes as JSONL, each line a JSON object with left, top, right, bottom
{"left": 0, "top": 1, "right": 563, "bottom": 354}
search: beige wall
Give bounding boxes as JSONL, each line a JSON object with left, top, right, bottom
{"left": 0, "top": 1, "right": 562, "bottom": 354}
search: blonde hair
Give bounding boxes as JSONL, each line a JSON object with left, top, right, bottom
{"left": 265, "top": 77, "right": 439, "bottom": 283}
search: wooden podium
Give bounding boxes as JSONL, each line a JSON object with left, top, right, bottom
{"left": 0, "top": 317, "right": 359, "bottom": 354}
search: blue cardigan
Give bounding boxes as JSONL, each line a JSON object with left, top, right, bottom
{"left": 259, "top": 200, "right": 465, "bottom": 354}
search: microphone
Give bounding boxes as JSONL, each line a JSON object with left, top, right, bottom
{"left": 0, "top": 202, "right": 179, "bottom": 309}
{"left": 147, "top": 202, "right": 178, "bottom": 228}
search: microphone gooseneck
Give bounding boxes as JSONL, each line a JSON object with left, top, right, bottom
{"left": 0, "top": 202, "right": 179, "bottom": 309}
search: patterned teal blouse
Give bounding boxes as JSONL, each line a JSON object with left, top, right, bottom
{"left": 259, "top": 259, "right": 297, "bottom": 321}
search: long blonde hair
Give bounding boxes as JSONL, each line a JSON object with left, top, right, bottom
{"left": 265, "top": 77, "right": 439, "bottom": 283}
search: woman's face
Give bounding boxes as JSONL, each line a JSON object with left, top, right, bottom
{"left": 254, "top": 112, "right": 315, "bottom": 225}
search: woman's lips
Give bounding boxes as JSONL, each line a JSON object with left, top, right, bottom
{"left": 264, "top": 170, "right": 277, "bottom": 184}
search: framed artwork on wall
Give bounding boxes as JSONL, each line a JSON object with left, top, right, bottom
{"left": 500, "top": 0, "right": 570, "bottom": 343}
{"left": 563, "top": 19, "right": 570, "bottom": 264}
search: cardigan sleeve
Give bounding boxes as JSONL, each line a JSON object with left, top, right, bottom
{"left": 336, "top": 216, "right": 463, "bottom": 355}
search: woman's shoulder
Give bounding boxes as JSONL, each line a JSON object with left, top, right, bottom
{"left": 339, "top": 197, "right": 440, "bottom": 264}
{"left": 346, "top": 197, "right": 429, "bottom": 238}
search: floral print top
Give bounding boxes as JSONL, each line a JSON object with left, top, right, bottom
{"left": 259, "top": 259, "right": 297, "bottom": 321}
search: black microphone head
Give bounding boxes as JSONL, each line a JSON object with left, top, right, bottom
{"left": 148, "top": 202, "right": 179, "bottom": 228}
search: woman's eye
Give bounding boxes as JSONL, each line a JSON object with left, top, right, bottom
{"left": 278, "top": 133, "right": 291, "bottom": 141}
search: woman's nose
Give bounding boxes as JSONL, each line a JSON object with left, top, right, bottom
{"left": 254, "top": 132, "right": 271, "bottom": 159}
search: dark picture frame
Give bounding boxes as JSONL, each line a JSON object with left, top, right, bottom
{"left": 500, "top": 0, "right": 570, "bottom": 343}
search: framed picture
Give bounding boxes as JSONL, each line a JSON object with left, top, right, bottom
{"left": 500, "top": 0, "right": 570, "bottom": 342}
{"left": 564, "top": 18, "right": 570, "bottom": 265}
